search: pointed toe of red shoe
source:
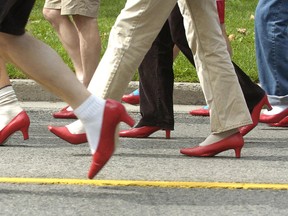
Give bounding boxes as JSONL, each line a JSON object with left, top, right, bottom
{"left": 259, "top": 108, "right": 288, "bottom": 123}
{"left": 52, "top": 106, "right": 77, "bottom": 119}
{"left": 48, "top": 126, "right": 87, "bottom": 144}
{"left": 88, "top": 99, "right": 135, "bottom": 179}
{"left": 189, "top": 106, "right": 210, "bottom": 116}
{"left": 268, "top": 116, "right": 288, "bottom": 127}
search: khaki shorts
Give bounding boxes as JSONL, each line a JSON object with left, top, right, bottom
{"left": 44, "top": 0, "right": 100, "bottom": 18}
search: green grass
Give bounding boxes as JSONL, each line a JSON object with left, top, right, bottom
{"left": 173, "top": 0, "right": 258, "bottom": 82}
{"left": 8, "top": 0, "right": 259, "bottom": 83}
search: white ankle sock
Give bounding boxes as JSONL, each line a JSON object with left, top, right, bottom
{"left": 73, "top": 95, "right": 105, "bottom": 154}
{"left": 66, "top": 120, "right": 85, "bottom": 134}
{"left": 199, "top": 129, "right": 238, "bottom": 146}
{"left": 66, "top": 119, "right": 119, "bottom": 152}
{"left": 0, "top": 86, "right": 23, "bottom": 131}
{"left": 66, "top": 106, "right": 73, "bottom": 112}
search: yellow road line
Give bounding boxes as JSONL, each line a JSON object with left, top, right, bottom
{"left": 0, "top": 177, "right": 288, "bottom": 190}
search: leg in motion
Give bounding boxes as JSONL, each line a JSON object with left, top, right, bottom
{"left": 119, "top": 20, "right": 174, "bottom": 139}
{"left": 255, "top": 0, "right": 288, "bottom": 125}
{"left": 43, "top": 0, "right": 101, "bottom": 118}
{"left": 1, "top": 0, "right": 133, "bottom": 179}
{"left": 0, "top": 57, "right": 30, "bottom": 144}
{"left": 178, "top": 0, "right": 251, "bottom": 158}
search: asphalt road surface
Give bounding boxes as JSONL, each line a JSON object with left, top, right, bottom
{"left": 0, "top": 102, "right": 288, "bottom": 216}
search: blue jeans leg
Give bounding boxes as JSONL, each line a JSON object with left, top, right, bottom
{"left": 255, "top": 0, "right": 288, "bottom": 101}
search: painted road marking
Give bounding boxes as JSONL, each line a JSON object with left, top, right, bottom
{"left": 0, "top": 178, "right": 288, "bottom": 190}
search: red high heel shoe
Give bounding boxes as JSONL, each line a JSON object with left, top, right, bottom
{"left": 180, "top": 132, "right": 244, "bottom": 158}
{"left": 48, "top": 126, "right": 87, "bottom": 144}
{"left": 239, "top": 94, "right": 272, "bottom": 136}
{"left": 268, "top": 116, "right": 288, "bottom": 127}
{"left": 0, "top": 111, "right": 30, "bottom": 145}
{"left": 52, "top": 106, "right": 77, "bottom": 119}
{"left": 121, "top": 94, "right": 140, "bottom": 105}
{"left": 119, "top": 126, "right": 171, "bottom": 139}
{"left": 88, "top": 99, "right": 135, "bottom": 179}
{"left": 259, "top": 108, "right": 288, "bottom": 123}
{"left": 189, "top": 105, "right": 210, "bottom": 116}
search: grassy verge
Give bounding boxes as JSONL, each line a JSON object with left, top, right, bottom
{"left": 8, "top": 0, "right": 259, "bottom": 82}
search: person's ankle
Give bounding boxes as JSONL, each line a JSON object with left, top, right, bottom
{"left": 200, "top": 129, "right": 238, "bottom": 146}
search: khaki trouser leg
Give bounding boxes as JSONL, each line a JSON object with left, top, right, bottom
{"left": 87, "top": 0, "right": 177, "bottom": 100}
{"left": 178, "top": 0, "right": 252, "bottom": 132}
{"left": 88, "top": 0, "right": 251, "bottom": 133}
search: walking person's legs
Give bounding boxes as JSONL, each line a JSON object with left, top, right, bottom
{"left": 43, "top": 0, "right": 101, "bottom": 118}
{"left": 255, "top": 0, "right": 288, "bottom": 125}
{"left": 119, "top": 20, "right": 174, "bottom": 139}
{"left": 0, "top": 0, "right": 134, "bottom": 179}
{"left": 178, "top": 0, "right": 251, "bottom": 156}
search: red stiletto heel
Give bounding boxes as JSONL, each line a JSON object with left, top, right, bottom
{"left": 52, "top": 106, "right": 77, "bottom": 119}
{"left": 20, "top": 126, "right": 29, "bottom": 140}
{"left": 239, "top": 94, "right": 272, "bottom": 136}
{"left": 165, "top": 130, "right": 171, "bottom": 139}
{"left": 234, "top": 147, "right": 242, "bottom": 158}
{"left": 119, "top": 126, "right": 171, "bottom": 139}
{"left": 0, "top": 111, "right": 30, "bottom": 145}
{"left": 48, "top": 126, "right": 87, "bottom": 144}
{"left": 180, "top": 132, "right": 244, "bottom": 158}
{"left": 88, "top": 99, "right": 135, "bottom": 179}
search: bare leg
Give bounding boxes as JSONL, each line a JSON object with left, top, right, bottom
{"left": 0, "top": 57, "right": 24, "bottom": 132}
{"left": 0, "top": 32, "right": 106, "bottom": 167}
{"left": 43, "top": 10, "right": 101, "bottom": 88}
{"left": 73, "top": 15, "right": 101, "bottom": 87}
{"left": 43, "top": 10, "right": 101, "bottom": 116}
{"left": 1, "top": 1, "right": 130, "bottom": 179}
{"left": 0, "top": 57, "right": 11, "bottom": 87}
{"left": 42, "top": 9, "right": 84, "bottom": 83}
{"left": 0, "top": 33, "right": 90, "bottom": 108}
